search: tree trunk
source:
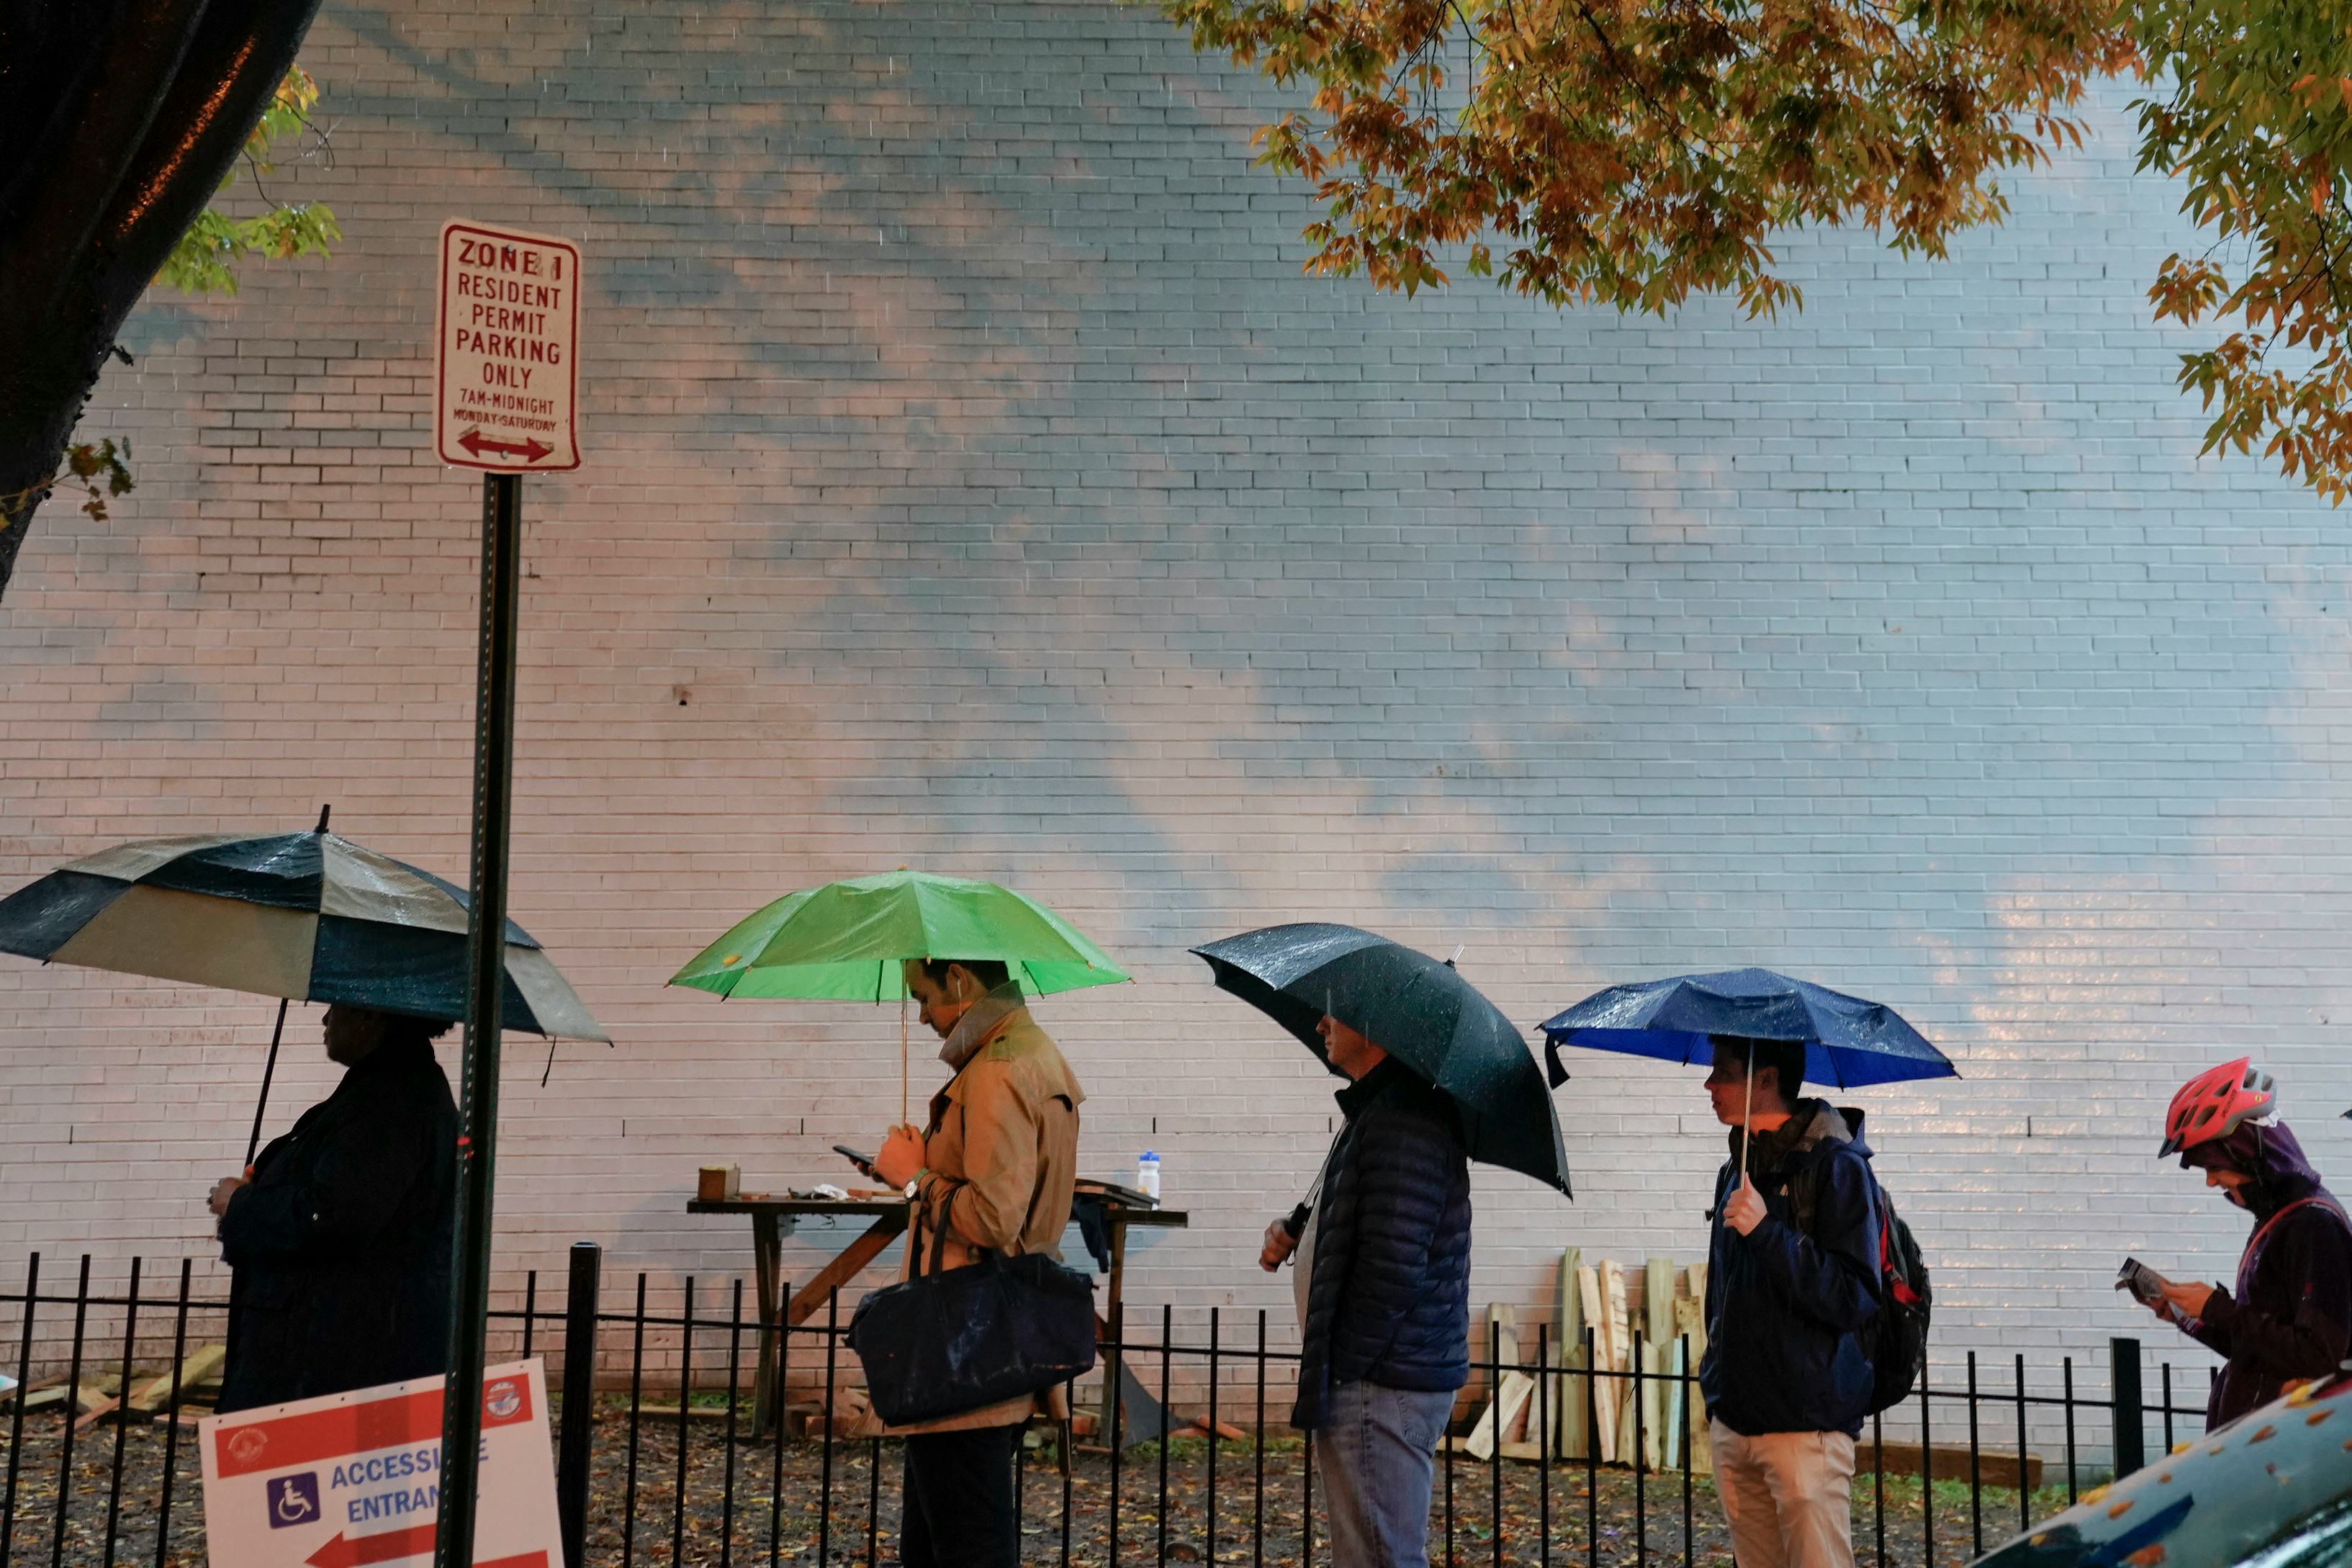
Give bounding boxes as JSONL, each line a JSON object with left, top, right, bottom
{"left": 0, "top": 0, "right": 325, "bottom": 598}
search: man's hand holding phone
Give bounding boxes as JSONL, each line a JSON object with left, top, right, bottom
{"left": 870, "top": 1125, "right": 926, "bottom": 1190}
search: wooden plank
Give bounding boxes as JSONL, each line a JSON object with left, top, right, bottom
{"left": 1672, "top": 1296, "right": 1709, "bottom": 1474}
{"left": 1862, "top": 1440, "right": 2042, "bottom": 1491}
{"left": 783, "top": 1210, "right": 908, "bottom": 1328}
{"left": 1580, "top": 1263, "right": 1616, "bottom": 1463}
{"left": 71, "top": 1396, "right": 122, "bottom": 1434}
{"left": 19, "top": 1379, "right": 115, "bottom": 1415}
{"left": 1554, "top": 1247, "right": 1587, "bottom": 1460}
{"left": 1488, "top": 1302, "right": 1519, "bottom": 1369}
{"left": 1463, "top": 1371, "right": 1535, "bottom": 1461}
{"left": 1643, "top": 1258, "right": 1675, "bottom": 1470}
{"left": 1659, "top": 1337, "right": 1687, "bottom": 1472}
{"left": 0, "top": 1371, "right": 65, "bottom": 1405}
{"left": 127, "top": 1346, "right": 227, "bottom": 1414}
{"left": 1604, "top": 1261, "right": 1638, "bottom": 1462}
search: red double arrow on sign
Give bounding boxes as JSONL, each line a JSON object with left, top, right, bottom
{"left": 456, "top": 429, "right": 554, "bottom": 464}
{"left": 305, "top": 1528, "right": 546, "bottom": 1568}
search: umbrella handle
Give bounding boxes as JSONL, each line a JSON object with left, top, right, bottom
{"left": 1738, "top": 1040, "right": 1754, "bottom": 1183}
{"left": 245, "top": 996, "right": 292, "bottom": 1170}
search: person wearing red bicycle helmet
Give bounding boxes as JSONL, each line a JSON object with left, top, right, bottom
{"left": 2143, "top": 1059, "right": 2352, "bottom": 1429}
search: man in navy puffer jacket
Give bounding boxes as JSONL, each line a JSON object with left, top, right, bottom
{"left": 1261, "top": 1013, "right": 1471, "bottom": 1568}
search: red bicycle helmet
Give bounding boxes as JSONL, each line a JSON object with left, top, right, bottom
{"left": 2160, "top": 1058, "right": 2276, "bottom": 1158}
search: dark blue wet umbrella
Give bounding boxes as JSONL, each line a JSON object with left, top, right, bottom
{"left": 1194, "top": 922, "right": 1570, "bottom": 1194}
{"left": 1540, "top": 968, "right": 1955, "bottom": 1161}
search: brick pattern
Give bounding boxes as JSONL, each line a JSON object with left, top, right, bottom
{"left": 4, "top": 1, "right": 2349, "bottom": 1403}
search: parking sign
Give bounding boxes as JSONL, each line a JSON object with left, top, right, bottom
{"left": 434, "top": 220, "right": 583, "bottom": 472}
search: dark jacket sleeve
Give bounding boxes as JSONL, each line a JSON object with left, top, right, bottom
{"left": 1739, "top": 1148, "right": 1881, "bottom": 1334}
{"left": 220, "top": 1094, "right": 435, "bottom": 1266}
{"left": 2197, "top": 1209, "right": 2352, "bottom": 1380}
{"left": 1330, "top": 1105, "right": 1455, "bottom": 1361}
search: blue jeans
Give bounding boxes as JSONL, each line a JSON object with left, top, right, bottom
{"left": 1316, "top": 1379, "right": 1455, "bottom": 1567}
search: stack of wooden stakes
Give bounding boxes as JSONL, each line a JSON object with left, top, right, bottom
{"left": 0, "top": 1343, "right": 226, "bottom": 1432}
{"left": 1457, "top": 1249, "right": 1711, "bottom": 1474}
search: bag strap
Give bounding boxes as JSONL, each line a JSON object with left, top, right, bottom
{"left": 2248, "top": 1194, "right": 2351, "bottom": 1257}
{"left": 927, "top": 1199, "right": 950, "bottom": 1274}
{"left": 916, "top": 1171, "right": 1017, "bottom": 1274}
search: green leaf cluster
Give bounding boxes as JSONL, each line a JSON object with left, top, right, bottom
{"left": 156, "top": 66, "right": 341, "bottom": 297}
{"left": 2137, "top": 0, "right": 2352, "bottom": 501}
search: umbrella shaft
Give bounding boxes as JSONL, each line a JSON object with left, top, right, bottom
{"left": 1739, "top": 1042, "right": 1754, "bottom": 1179}
{"left": 244, "top": 997, "right": 292, "bottom": 1171}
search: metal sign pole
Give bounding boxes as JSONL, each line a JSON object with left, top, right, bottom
{"left": 434, "top": 469, "right": 523, "bottom": 1568}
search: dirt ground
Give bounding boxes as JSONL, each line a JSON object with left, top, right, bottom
{"left": 1, "top": 1403, "right": 2078, "bottom": 1567}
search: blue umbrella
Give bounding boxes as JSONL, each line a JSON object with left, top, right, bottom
{"left": 1540, "top": 968, "right": 1955, "bottom": 1163}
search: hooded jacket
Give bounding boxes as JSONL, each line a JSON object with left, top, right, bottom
{"left": 216, "top": 1037, "right": 458, "bottom": 1413}
{"left": 1700, "top": 1099, "right": 1883, "bottom": 1438}
{"left": 1292, "top": 1057, "right": 1473, "bottom": 1430}
{"left": 2184, "top": 1120, "right": 2352, "bottom": 1429}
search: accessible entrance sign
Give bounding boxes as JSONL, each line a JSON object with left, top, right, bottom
{"left": 435, "top": 220, "right": 582, "bottom": 472}
{"left": 199, "top": 1359, "right": 562, "bottom": 1567}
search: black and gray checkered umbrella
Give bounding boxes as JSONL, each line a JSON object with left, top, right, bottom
{"left": 0, "top": 817, "right": 606, "bottom": 1040}
{"left": 0, "top": 818, "right": 606, "bottom": 1034}
{"left": 0, "top": 814, "right": 608, "bottom": 1161}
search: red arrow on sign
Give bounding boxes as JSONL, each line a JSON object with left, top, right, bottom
{"left": 305, "top": 1524, "right": 436, "bottom": 1567}
{"left": 457, "top": 429, "right": 554, "bottom": 464}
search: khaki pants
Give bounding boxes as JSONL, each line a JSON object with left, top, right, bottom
{"left": 1708, "top": 1423, "right": 1857, "bottom": 1568}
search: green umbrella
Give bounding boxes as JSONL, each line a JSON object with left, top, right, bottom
{"left": 669, "top": 868, "right": 1128, "bottom": 1117}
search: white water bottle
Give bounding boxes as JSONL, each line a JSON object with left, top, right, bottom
{"left": 1137, "top": 1150, "right": 1161, "bottom": 1200}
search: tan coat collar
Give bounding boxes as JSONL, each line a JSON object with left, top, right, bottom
{"left": 937, "top": 982, "right": 1028, "bottom": 1071}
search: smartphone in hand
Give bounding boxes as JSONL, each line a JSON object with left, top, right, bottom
{"left": 2117, "top": 1256, "right": 2170, "bottom": 1307}
{"left": 833, "top": 1144, "right": 878, "bottom": 1178}
{"left": 2117, "top": 1257, "right": 2188, "bottom": 1323}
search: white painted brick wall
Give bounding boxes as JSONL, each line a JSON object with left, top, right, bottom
{"left": 5, "top": 0, "right": 2348, "bottom": 1420}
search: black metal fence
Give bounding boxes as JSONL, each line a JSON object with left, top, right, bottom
{"left": 0, "top": 1249, "right": 2212, "bottom": 1567}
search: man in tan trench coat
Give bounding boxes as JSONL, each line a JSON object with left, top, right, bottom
{"left": 870, "top": 956, "right": 1084, "bottom": 1568}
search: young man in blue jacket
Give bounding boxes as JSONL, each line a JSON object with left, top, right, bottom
{"left": 1700, "top": 1035, "right": 1881, "bottom": 1568}
{"left": 1260, "top": 1013, "right": 1471, "bottom": 1568}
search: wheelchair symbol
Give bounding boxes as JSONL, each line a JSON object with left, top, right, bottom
{"left": 267, "top": 1472, "right": 320, "bottom": 1529}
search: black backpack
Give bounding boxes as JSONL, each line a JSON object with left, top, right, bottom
{"left": 1788, "top": 1153, "right": 1931, "bottom": 1415}
{"left": 1863, "top": 1177, "right": 1931, "bottom": 1414}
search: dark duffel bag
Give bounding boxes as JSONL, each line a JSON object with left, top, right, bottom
{"left": 846, "top": 1215, "right": 1097, "bottom": 1428}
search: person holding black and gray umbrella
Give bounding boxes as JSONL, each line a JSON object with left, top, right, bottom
{"left": 0, "top": 816, "right": 605, "bottom": 1411}
{"left": 207, "top": 1003, "right": 459, "bottom": 1412}
{"left": 1197, "top": 924, "right": 1571, "bottom": 1568}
